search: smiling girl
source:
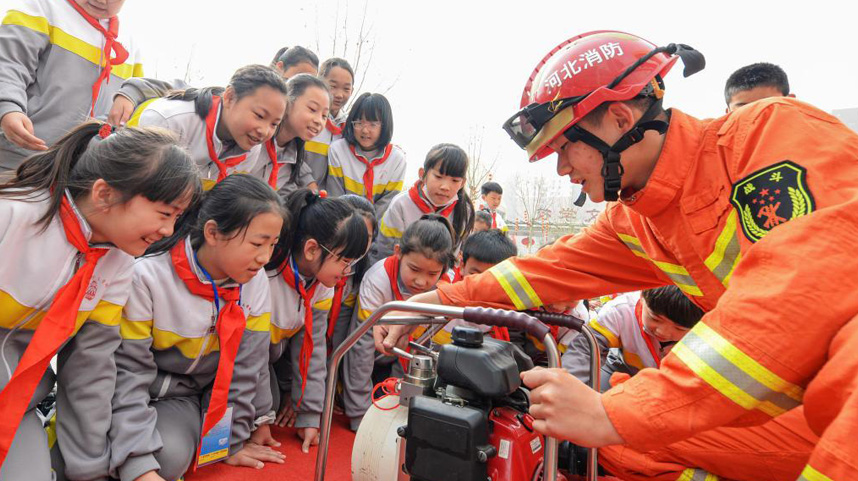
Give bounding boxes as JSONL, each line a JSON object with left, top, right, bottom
{"left": 0, "top": 122, "right": 199, "bottom": 480}
{"left": 303, "top": 58, "right": 355, "bottom": 188}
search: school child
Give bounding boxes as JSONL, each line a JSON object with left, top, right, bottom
{"left": 473, "top": 209, "right": 493, "bottom": 233}
{"left": 342, "top": 215, "right": 455, "bottom": 431}
{"left": 326, "top": 92, "right": 405, "bottom": 219}
{"left": 0, "top": 122, "right": 198, "bottom": 481}
{"left": 371, "top": 143, "right": 475, "bottom": 264}
{"left": 261, "top": 189, "right": 370, "bottom": 453}
{"left": 724, "top": 62, "right": 793, "bottom": 113}
{"left": 250, "top": 74, "right": 329, "bottom": 197}
{"left": 109, "top": 174, "right": 284, "bottom": 481}
{"left": 561, "top": 286, "right": 703, "bottom": 392}
{"left": 270, "top": 46, "right": 319, "bottom": 79}
{"left": 129, "top": 65, "right": 288, "bottom": 190}
{"left": 0, "top": 0, "right": 144, "bottom": 171}
{"left": 479, "top": 182, "right": 508, "bottom": 232}
{"left": 304, "top": 58, "right": 355, "bottom": 188}
{"left": 328, "top": 195, "right": 378, "bottom": 352}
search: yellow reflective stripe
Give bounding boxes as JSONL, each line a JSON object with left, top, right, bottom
{"left": 488, "top": 260, "right": 542, "bottom": 310}
{"left": 305, "top": 141, "right": 329, "bottom": 156}
{"left": 313, "top": 298, "right": 333, "bottom": 311}
{"left": 588, "top": 319, "right": 620, "bottom": 348}
{"left": 677, "top": 468, "right": 719, "bottom": 481}
{"left": 126, "top": 98, "right": 158, "bottom": 127}
{"left": 617, "top": 233, "right": 703, "bottom": 297}
{"left": 119, "top": 318, "right": 153, "bottom": 340}
{"left": 379, "top": 220, "right": 403, "bottom": 239}
{"left": 3, "top": 10, "right": 141, "bottom": 78}
{"left": 797, "top": 465, "right": 834, "bottom": 481}
{"left": 246, "top": 313, "right": 270, "bottom": 333}
{"left": 674, "top": 322, "right": 804, "bottom": 416}
{"left": 704, "top": 210, "right": 743, "bottom": 287}
{"left": 270, "top": 324, "right": 301, "bottom": 344}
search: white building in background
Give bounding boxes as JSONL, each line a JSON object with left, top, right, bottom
{"left": 832, "top": 108, "right": 858, "bottom": 132}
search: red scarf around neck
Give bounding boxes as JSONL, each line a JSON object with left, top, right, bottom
{"left": 170, "top": 239, "right": 246, "bottom": 467}
{"left": 635, "top": 299, "right": 661, "bottom": 368}
{"left": 326, "top": 118, "right": 343, "bottom": 136}
{"left": 205, "top": 96, "right": 248, "bottom": 183}
{"left": 408, "top": 180, "right": 457, "bottom": 217}
{"left": 349, "top": 143, "right": 393, "bottom": 201}
{"left": 0, "top": 197, "right": 108, "bottom": 469}
{"left": 326, "top": 277, "right": 348, "bottom": 348}
{"left": 66, "top": 0, "right": 128, "bottom": 117}
{"left": 264, "top": 138, "right": 281, "bottom": 190}
{"left": 280, "top": 259, "right": 319, "bottom": 408}
{"left": 383, "top": 256, "right": 413, "bottom": 371}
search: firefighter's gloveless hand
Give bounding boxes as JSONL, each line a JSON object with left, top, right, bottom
{"left": 522, "top": 367, "right": 624, "bottom": 447}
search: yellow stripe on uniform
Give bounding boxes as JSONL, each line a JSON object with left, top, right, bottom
{"left": 588, "top": 319, "right": 621, "bottom": 348}
{"left": 374, "top": 180, "right": 404, "bottom": 195}
{"left": 617, "top": 233, "right": 703, "bottom": 297}
{"left": 246, "top": 313, "right": 271, "bottom": 332}
{"left": 673, "top": 322, "right": 804, "bottom": 417}
{"left": 677, "top": 468, "right": 719, "bottom": 481}
{"left": 270, "top": 324, "right": 302, "bottom": 344}
{"left": 704, "top": 210, "right": 743, "bottom": 287}
{"left": 343, "top": 176, "right": 366, "bottom": 196}
{"left": 119, "top": 318, "right": 153, "bottom": 340}
{"left": 125, "top": 98, "right": 158, "bottom": 127}
{"left": 313, "top": 298, "right": 333, "bottom": 311}
{"left": 328, "top": 165, "right": 345, "bottom": 179}
{"left": 304, "top": 141, "right": 330, "bottom": 156}
{"left": 797, "top": 465, "right": 834, "bottom": 481}
{"left": 3, "top": 11, "right": 142, "bottom": 78}
{"left": 488, "top": 260, "right": 542, "bottom": 310}
{"left": 151, "top": 327, "right": 220, "bottom": 358}
{"left": 88, "top": 300, "right": 123, "bottom": 327}
{"left": 379, "top": 220, "right": 403, "bottom": 239}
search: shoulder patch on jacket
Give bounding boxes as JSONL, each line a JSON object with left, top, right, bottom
{"left": 730, "top": 160, "right": 815, "bottom": 242}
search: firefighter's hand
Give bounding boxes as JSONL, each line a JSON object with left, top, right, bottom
{"left": 249, "top": 424, "right": 281, "bottom": 447}
{"left": 275, "top": 403, "right": 296, "bottom": 427}
{"left": 374, "top": 323, "right": 414, "bottom": 356}
{"left": 107, "top": 95, "right": 135, "bottom": 126}
{"left": 521, "top": 367, "right": 624, "bottom": 447}
{"left": 297, "top": 427, "right": 320, "bottom": 453}
{"left": 1, "top": 112, "right": 47, "bottom": 151}
{"left": 225, "top": 443, "right": 285, "bottom": 469}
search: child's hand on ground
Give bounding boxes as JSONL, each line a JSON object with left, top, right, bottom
{"left": 249, "top": 424, "right": 281, "bottom": 447}
{"left": 225, "top": 443, "right": 286, "bottom": 469}
{"left": 297, "top": 427, "right": 320, "bottom": 454}
{"left": 275, "top": 403, "right": 296, "bottom": 427}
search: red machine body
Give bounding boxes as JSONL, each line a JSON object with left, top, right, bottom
{"left": 487, "top": 406, "right": 568, "bottom": 481}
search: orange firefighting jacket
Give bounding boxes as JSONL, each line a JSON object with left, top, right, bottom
{"left": 437, "top": 98, "right": 858, "bottom": 450}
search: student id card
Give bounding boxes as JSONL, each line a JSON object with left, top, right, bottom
{"left": 197, "top": 406, "right": 233, "bottom": 466}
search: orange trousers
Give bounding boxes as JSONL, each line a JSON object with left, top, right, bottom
{"left": 598, "top": 407, "right": 817, "bottom": 481}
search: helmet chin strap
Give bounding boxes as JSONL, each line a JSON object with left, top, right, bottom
{"left": 563, "top": 98, "right": 669, "bottom": 201}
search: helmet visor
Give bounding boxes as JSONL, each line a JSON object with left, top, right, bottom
{"left": 502, "top": 95, "right": 584, "bottom": 150}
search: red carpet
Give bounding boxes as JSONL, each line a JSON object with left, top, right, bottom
{"left": 186, "top": 414, "right": 355, "bottom": 481}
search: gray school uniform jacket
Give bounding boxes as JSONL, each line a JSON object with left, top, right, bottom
{"left": 249, "top": 137, "right": 315, "bottom": 199}
{"left": 303, "top": 113, "right": 346, "bottom": 189}
{"left": 0, "top": 0, "right": 144, "bottom": 169}
{"left": 370, "top": 182, "right": 458, "bottom": 264}
{"left": 326, "top": 139, "right": 406, "bottom": 219}
{"left": 109, "top": 240, "right": 272, "bottom": 481}
{"left": 0, "top": 190, "right": 133, "bottom": 480}
{"left": 257, "top": 264, "right": 333, "bottom": 429}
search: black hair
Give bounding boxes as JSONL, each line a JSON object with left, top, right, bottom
{"left": 481, "top": 181, "right": 503, "bottom": 196}
{"left": 280, "top": 73, "right": 331, "bottom": 183}
{"left": 640, "top": 285, "right": 704, "bottom": 329}
{"left": 474, "top": 210, "right": 493, "bottom": 226}
{"left": 399, "top": 214, "right": 456, "bottom": 270}
{"left": 0, "top": 122, "right": 201, "bottom": 243}
{"left": 267, "top": 188, "right": 369, "bottom": 272}
{"left": 166, "top": 64, "right": 287, "bottom": 120}
{"left": 462, "top": 230, "right": 517, "bottom": 265}
{"left": 271, "top": 46, "right": 320, "bottom": 74}
{"left": 320, "top": 57, "right": 355, "bottom": 84}
{"left": 342, "top": 92, "right": 394, "bottom": 150}
{"left": 724, "top": 62, "right": 789, "bottom": 105}
{"left": 339, "top": 194, "right": 377, "bottom": 284}
{"left": 422, "top": 143, "right": 475, "bottom": 249}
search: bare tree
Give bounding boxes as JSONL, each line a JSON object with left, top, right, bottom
{"left": 465, "top": 126, "right": 499, "bottom": 204}
{"left": 512, "top": 173, "right": 550, "bottom": 252}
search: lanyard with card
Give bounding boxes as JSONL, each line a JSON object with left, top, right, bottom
{"left": 197, "top": 405, "right": 233, "bottom": 466}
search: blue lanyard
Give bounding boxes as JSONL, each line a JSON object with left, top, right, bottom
{"left": 289, "top": 256, "right": 303, "bottom": 298}
{"left": 193, "top": 250, "right": 242, "bottom": 312}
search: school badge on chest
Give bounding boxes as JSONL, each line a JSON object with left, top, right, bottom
{"left": 730, "top": 160, "right": 815, "bottom": 242}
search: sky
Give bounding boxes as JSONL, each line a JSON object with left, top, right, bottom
{"left": 122, "top": 0, "right": 858, "bottom": 219}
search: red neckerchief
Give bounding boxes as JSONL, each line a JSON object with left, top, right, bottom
{"left": 326, "top": 277, "right": 348, "bottom": 347}
{"left": 205, "top": 96, "right": 248, "bottom": 183}
{"left": 635, "top": 299, "right": 661, "bottom": 368}
{"left": 349, "top": 143, "right": 393, "bottom": 201}
{"left": 0, "top": 197, "right": 108, "bottom": 468}
{"left": 326, "top": 118, "right": 343, "bottom": 136}
{"left": 408, "top": 180, "right": 457, "bottom": 217}
{"left": 491, "top": 211, "right": 498, "bottom": 229}
{"left": 170, "top": 239, "right": 245, "bottom": 470}
{"left": 264, "top": 138, "right": 281, "bottom": 190}
{"left": 66, "top": 0, "right": 128, "bottom": 117}
{"left": 383, "top": 256, "right": 412, "bottom": 371}
{"left": 281, "top": 259, "right": 319, "bottom": 408}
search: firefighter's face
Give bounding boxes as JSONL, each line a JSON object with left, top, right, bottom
{"left": 551, "top": 132, "right": 609, "bottom": 203}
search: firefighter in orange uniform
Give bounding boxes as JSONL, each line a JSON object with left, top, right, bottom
{"left": 375, "top": 31, "right": 858, "bottom": 481}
